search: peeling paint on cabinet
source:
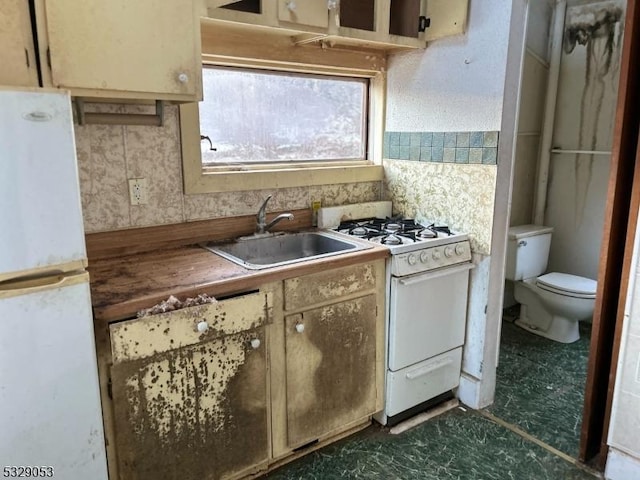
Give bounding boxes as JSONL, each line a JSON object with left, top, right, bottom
{"left": 108, "top": 290, "right": 271, "bottom": 479}
{"left": 284, "top": 295, "right": 377, "bottom": 447}
{"left": 111, "top": 326, "right": 268, "bottom": 480}
{"left": 284, "top": 263, "right": 376, "bottom": 311}
{"left": 110, "top": 291, "right": 271, "bottom": 364}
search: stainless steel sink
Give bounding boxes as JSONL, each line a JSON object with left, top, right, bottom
{"left": 201, "top": 231, "right": 371, "bottom": 270}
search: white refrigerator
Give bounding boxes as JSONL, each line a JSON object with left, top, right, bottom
{"left": 0, "top": 89, "right": 108, "bottom": 479}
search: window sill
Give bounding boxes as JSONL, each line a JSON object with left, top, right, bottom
{"left": 183, "top": 163, "right": 384, "bottom": 194}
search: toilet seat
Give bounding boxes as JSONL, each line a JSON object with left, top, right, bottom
{"left": 536, "top": 272, "right": 597, "bottom": 299}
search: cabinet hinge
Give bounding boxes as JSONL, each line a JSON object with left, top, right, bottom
{"left": 419, "top": 16, "right": 431, "bottom": 32}
{"left": 46, "top": 47, "right": 51, "bottom": 68}
{"left": 107, "top": 376, "right": 113, "bottom": 400}
{"left": 24, "top": 49, "right": 30, "bottom": 68}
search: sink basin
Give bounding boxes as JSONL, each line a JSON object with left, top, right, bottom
{"left": 201, "top": 231, "right": 370, "bottom": 270}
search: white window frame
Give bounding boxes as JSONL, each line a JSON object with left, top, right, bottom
{"left": 180, "top": 61, "right": 385, "bottom": 194}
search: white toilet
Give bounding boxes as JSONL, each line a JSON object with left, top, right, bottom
{"left": 505, "top": 225, "right": 598, "bottom": 343}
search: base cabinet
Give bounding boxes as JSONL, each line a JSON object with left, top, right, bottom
{"left": 103, "top": 259, "right": 385, "bottom": 479}
{"left": 284, "top": 295, "right": 378, "bottom": 447}
{"left": 111, "top": 328, "right": 268, "bottom": 480}
{"left": 108, "top": 291, "right": 270, "bottom": 480}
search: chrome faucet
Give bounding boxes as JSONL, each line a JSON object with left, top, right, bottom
{"left": 256, "top": 195, "right": 294, "bottom": 234}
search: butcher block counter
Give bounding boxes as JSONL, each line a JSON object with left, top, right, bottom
{"left": 88, "top": 240, "right": 388, "bottom": 322}
{"left": 87, "top": 213, "right": 389, "bottom": 480}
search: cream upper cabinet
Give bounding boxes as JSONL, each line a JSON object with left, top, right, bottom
{"left": 206, "top": 0, "right": 468, "bottom": 50}
{"left": 35, "top": 0, "right": 202, "bottom": 102}
{"left": 278, "top": 0, "right": 329, "bottom": 29}
{"left": 0, "top": 0, "right": 39, "bottom": 87}
{"left": 423, "top": 0, "right": 469, "bottom": 42}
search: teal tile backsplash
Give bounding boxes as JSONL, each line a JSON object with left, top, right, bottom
{"left": 384, "top": 131, "right": 499, "bottom": 165}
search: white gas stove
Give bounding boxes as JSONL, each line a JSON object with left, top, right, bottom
{"left": 318, "top": 201, "right": 473, "bottom": 425}
{"left": 332, "top": 216, "right": 471, "bottom": 276}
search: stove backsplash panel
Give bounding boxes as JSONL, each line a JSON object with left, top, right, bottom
{"left": 383, "top": 157, "right": 496, "bottom": 256}
{"left": 384, "top": 131, "right": 499, "bottom": 165}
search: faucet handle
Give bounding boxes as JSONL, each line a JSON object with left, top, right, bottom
{"left": 258, "top": 195, "right": 273, "bottom": 212}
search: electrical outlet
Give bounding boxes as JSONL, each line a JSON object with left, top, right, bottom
{"left": 128, "top": 178, "right": 148, "bottom": 205}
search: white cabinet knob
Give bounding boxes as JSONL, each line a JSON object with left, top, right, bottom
{"left": 250, "top": 338, "right": 261, "bottom": 349}
{"left": 295, "top": 323, "right": 305, "bottom": 333}
{"left": 177, "top": 72, "right": 189, "bottom": 84}
{"left": 196, "top": 321, "right": 209, "bottom": 333}
{"left": 286, "top": 0, "right": 296, "bottom": 10}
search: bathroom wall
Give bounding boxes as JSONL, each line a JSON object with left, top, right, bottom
{"left": 384, "top": 0, "right": 526, "bottom": 408}
{"left": 544, "top": 0, "right": 625, "bottom": 280}
{"left": 74, "top": 104, "right": 381, "bottom": 233}
{"left": 510, "top": 0, "right": 553, "bottom": 227}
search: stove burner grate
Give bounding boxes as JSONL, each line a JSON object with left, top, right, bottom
{"left": 335, "top": 217, "right": 453, "bottom": 246}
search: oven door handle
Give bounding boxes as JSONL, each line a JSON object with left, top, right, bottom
{"left": 398, "top": 262, "right": 474, "bottom": 286}
{"left": 406, "top": 357, "right": 454, "bottom": 379}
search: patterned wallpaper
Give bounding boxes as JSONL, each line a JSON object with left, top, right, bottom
{"left": 75, "top": 104, "right": 382, "bottom": 233}
{"left": 383, "top": 159, "right": 497, "bottom": 255}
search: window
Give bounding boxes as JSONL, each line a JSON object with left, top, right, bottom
{"left": 180, "top": 64, "right": 384, "bottom": 194}
{"left": 199, "top": 67, "right": 368, "bottom": 167}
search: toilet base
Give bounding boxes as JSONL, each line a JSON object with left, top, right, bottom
{"left": 515, "top": 304, "right": 580, "bottom": 343}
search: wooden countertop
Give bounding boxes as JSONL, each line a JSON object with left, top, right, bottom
{"left": 89, "top": 242, "right": 389, "bottom": 322}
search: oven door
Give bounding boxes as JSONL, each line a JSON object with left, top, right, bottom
{"left": 388, "top": 262, "right": 472, "bottom": 372}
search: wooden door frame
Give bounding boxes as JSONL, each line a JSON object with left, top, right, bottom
{"left": 579, "top": 0, "right": 640, "bottom": 467}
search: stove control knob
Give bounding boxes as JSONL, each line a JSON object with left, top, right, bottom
{"left": 407, "top": 253, "right": 417, "bottom": 265}
{"left": 432, "top": 249, "right": 441, "bottom": 260}
{"left": 444, "top": 246, "right": 454, "bottom": 258}
{"left": 419, "top": 251, "right": 429, "bottom": 263}
{"left": 455, "top": 244, "right": 466, "bottom": 256}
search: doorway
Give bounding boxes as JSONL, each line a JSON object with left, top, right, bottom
{"left": 498, "top": 0, "right": 626, "bottom": 466}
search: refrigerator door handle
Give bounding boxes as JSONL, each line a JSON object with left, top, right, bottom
{"left": 0, "top": 271, "right": 88, "bottom": 299}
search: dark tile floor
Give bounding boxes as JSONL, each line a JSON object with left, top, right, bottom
{"left": 265, "top": 316, "right": 596, "bottom": 479}
{"left": 488, "top": 318, "right": 591, "bottom": 458}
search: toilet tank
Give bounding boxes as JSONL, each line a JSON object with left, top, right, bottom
{"left": 505, "top": 225, "right": 554, "bottom": 281}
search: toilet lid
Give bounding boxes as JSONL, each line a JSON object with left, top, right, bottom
{"left": 536, "top": 272, "right": 597, "bottom": 298}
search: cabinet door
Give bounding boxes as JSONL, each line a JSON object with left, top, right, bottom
{"left": 285, "top": 295, "right": 377, "bottom": 447}
{"left": 0, "top": 0, "right": 39, "bottom": 87}
{"left": 111, "top": 327, "right": 268, "bottom": 480}
{"left": 278, "top": 0, "right": 328, "bottom": 29}
{"left": 41, "top": 0, "right": 200, "bottom": 99}
{"left": 424, "top": 0, "right": 468, "bottom": 42}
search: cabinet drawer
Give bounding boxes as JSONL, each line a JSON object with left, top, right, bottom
{"left": 284, "top": 262, "right": 376, "bottom": 311}
{"left": 110, "top": 291, "right": 271, "bottom": 363}
{"left": 386, "top": 347, "right": 462, "bottom": 417}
